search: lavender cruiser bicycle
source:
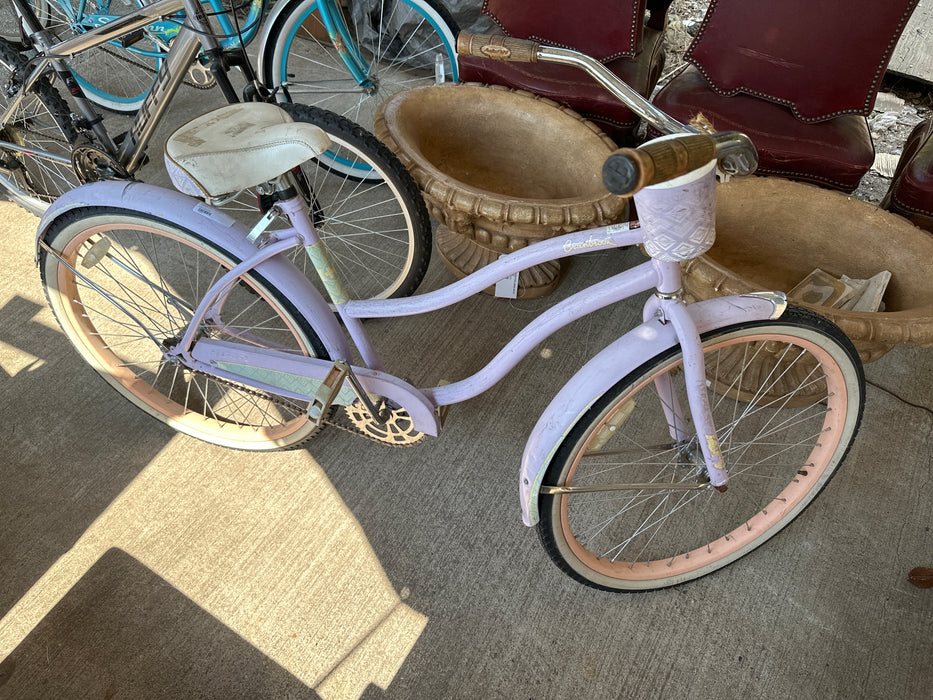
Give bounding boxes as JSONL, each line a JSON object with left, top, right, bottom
{"left": 34, "top": 89, "right": 864, "bottom": 590}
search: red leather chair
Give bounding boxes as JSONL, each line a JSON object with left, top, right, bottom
{"left": 652, "top": 0, "right": 919, "bottom": 192}
{"left": 458, "top": 0, "right": 673, "bottom": 146}
{"left": 882, "top": 117, "right": 933, "bottom": 232}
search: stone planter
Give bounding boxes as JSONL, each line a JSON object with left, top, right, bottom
{"left": 375, "top": 83, "right": 627, "bottom": 297}
{"left": 683, "top": 177, "right": 933, "bottom": 363}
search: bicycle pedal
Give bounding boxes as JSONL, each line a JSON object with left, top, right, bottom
{"left": 118, "top": 29, "right": 144, "bottom": 49}
{"left": 307, "top": 360, "right": 350, "bottom": 425}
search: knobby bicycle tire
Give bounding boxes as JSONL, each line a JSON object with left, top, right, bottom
{"left": 537, "top": 306, "right": 865, "bottom": 591}
{"left": 224, "top": 102, "right": 433, "bottom": 300}
{"left": 40, "top": 206, "right": 333, "bottom": 450}
{"left": 260, "top": 0, "right": 459, "bottom": 133}
{"left": 0, "top": 38, "right": 81, "bottom": 214}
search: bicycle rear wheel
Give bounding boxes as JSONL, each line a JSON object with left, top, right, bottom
{"left": 538, "top": 307, "right": 865, "bottom": 591}
{"left": 0, "top": 38, "right": 81, "bottom": 214}
{"left": 260, "top": 0, "right": 459, "bottom": 133}
{"left": 40, "top": 207, "right": 332, "bottom": 450}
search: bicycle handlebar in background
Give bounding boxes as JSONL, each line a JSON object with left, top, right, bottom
{"left": 455, "top": 31, "right": 760, "bottom": 180}
{"left": 456, "top": 32, "right": 540, "bottom": 62}
{"left": 455, "top": 30, "right": 686, "bottom": 134}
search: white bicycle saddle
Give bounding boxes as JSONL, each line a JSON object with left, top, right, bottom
{"left": 164, "top": 102, "right": 331, "bottom": 198}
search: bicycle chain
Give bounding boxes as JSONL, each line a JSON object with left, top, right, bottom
{"left": 3, "top": 119, "right": 69, "bottom": 148}
{"left": 98, "top": 43, "right": 160, "bottom": 81}
{"left": 194, "top": 368, "right": 423, "bottom": 448}
{"left": 98, "top": 41, "right": 214, "bottom": 90}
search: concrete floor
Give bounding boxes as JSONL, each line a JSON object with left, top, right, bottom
{"left": 0, "top": 78, "right": 932, "bottom": 698}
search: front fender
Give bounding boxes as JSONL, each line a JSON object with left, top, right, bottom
{"left": 36, "top": 180, "right": 350, "bottom": 360}
{"left": 254, "top": 0, "right": 304, "bottom": 84}
{"left": 519, "top": 292, "right": 786, "bottom": 526}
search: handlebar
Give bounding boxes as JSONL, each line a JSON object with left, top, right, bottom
{"left": 456, "top": 32, "right": 540, "bottom": 62}
{"left": 602, "top": 135, "right": 717, "bottom": 196}
{"left": 601, "top": 131, "right": 760, "bottom": 195}
{"left": 456, "top": 30, "right": 688, "bottom": 134}
{"left": 456, "top": 31, "right": 760, "bottom": 181}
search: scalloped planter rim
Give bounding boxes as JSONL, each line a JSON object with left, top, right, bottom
{"left": 684, "top": 177, "right": 933, "bottom": 362}
{"left": 375, "top": 83, "right": 627, "bottom": 297}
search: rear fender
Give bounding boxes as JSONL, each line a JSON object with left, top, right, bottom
{"left": 35, "top": 180, "right": 350, "bottom": 359}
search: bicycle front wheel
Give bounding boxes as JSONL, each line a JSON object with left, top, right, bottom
{"left": 538, "top": 307, "right": 865, "bottom": 591}
{"left": 261, "top": 0, "right": 459, "bottom": 132}
{"left": 0, "top": 38, "right": 81, "bottom": 214}
{"left": 40, "top": 207, "right": 331, "bottom": 450}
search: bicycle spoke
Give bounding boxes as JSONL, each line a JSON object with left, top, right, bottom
{"left": 540, "top": 313, "right": 863, "bottom": 590}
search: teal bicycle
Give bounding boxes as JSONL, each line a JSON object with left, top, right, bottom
{"left": 0, "top": 0, "right": 435, "bottom": 300}
{"left": 257, "top": 0, "right": 459, "bottom": 131}
{"left": 1, "top": 0, "right": 263, "bottom": 113}
{"left": 2, "top": 0, "right": 459, "bottom": 124}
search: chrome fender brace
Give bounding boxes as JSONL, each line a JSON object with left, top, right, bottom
{"left": 518, "top": 292, "right": 786, "bottom": 526}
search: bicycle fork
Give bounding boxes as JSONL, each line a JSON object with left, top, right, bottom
{"left": 645, "top": 282, "right": 728, "bottom": 491}
{"left": 633, "top": 153, "right": 730, "bottom": 490}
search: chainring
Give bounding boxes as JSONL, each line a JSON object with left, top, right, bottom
{"left": 184, "top": 63, "right": 217, "bottom": 90}
{"left": 342, "top": 399, "right": 425, "bottom": 447}
{"left": 72, "top": 145, "right": 130, "bottom": 183}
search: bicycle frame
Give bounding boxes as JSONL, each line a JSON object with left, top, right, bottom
{"left": 1, "top": 0, "right": 232, "bottom": 176}
{"left": 37, "top": 173, "right": 788, "bottom": 526}
{"left": 8, "top": 0, "right": 265, "bottom": 50}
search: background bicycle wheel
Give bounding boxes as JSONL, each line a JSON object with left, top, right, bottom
{"left": 0, "top": 0, "right": 30, "bottom": 45}
{"left": 10, "top": 0, "right": 163, "bottom": 113}
{"left": 260, "top": 0, "right": 460, "bottom": 133}
{"left": 215, "top": 102, "right": 433, "bottom": 301}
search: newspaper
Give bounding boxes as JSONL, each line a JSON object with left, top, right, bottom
{"left": 788, "top": 268, "right": 891, "bottom": 312}
{"left": 840, "top": 271, "right": 892, "bottom": 312}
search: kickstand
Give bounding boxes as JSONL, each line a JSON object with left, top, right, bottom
{"left": 307, "top": 360, "right": 388, "bottom": 427}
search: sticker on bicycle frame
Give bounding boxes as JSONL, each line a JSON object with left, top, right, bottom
{"left": 705, "top": 434, "right": 724, "bottom": 468}
{"left": 495, "top": 255, "right": 520, "bottom": 298}
{"left": 193, "top": 202, "right": 236, "bottom": 228}
{"left": 561, "top": 235, "right": 614, "bottom": 253}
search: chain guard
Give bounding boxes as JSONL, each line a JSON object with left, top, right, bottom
{"left": 196, "top": 368, "right": 424, "bottom": 447}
